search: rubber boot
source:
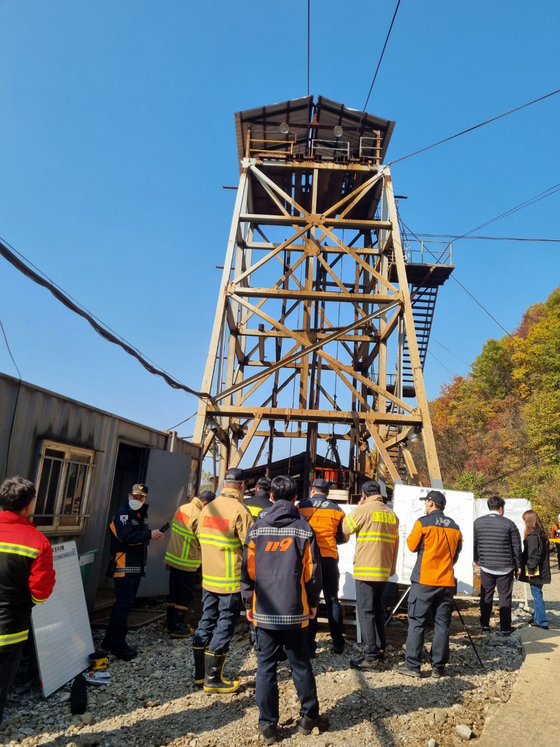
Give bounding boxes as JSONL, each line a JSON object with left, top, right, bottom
{"left": 167, "top": 604, "right": 193, "bottom": 638}
{"left": 193, "top": 645, "right": 206, "bottom": 687}
{"left": 174, "top": 605, "right": 194, "bottom": 637}
{"left": 203, "top": 651, "right": 240, "bottom": 693}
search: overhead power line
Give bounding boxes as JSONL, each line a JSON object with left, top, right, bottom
{"left": 0, "top": 237, "right": 211, "bottom": 401}
{"left": 390, "top": 87, "right": 560, "bottom": 165}
{"left": 415, "top": 234, "right": 560, "bottom": 243}
{"left": 361, "top": 0, "right": 402, "bottom": 116}
{"left": 0, "top": 318, "right": 22, "bottom": 379}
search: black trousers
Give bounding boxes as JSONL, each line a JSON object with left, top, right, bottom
{"left": 193, "top": 590, "right": 241, "bottom": 653}
{"left": 0, "top": 646, "right": 23, "bottom": 723}
{"left": 104, "top": 575, "right": 141, "bottom": 651}
{"left": 168, "top": 567, "right": 197, "bottom": 608}
{"left": 309, "top": 556, "right": 344, "bottom": 650}
{"left": 555, "top": 544, "right": 560, "bottom": 570}
{"left": 255, "top": 626, "right": 319, "bottom": 727}
{"left": 479, "top": 569, "right": 514, "bottom": 631}
{"left": 355, "top": 579, "right": 386, "bottom": 660}
{"left": 405, "top": 583, "right": 453, "bottom": 670}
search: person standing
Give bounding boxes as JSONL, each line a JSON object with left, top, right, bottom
{"left": 549, "top": 514, "right": 560, "bottom": 570}
{"left": 102, "top": 483, "right": 164, "bottom": 660}
{"left": 0, "top": 477, "right": 55, "bottom": 723}
{"left": 164, "top": 490, "right": 215, "bottom": 638}
{"left": 342, "top": 480, "right": 399, "bottom": 670}
{"left": 241, "top": 475, "right": 328, "bottom": 744}
{"left": 520, "top": 509, "right": 551, "bottom": 629}
{"left": 244, "top": 477, "right": 273, "bottom": 518}
{"left": 298, "top": 477, "right": 347, "bottom": 655}
{"left": 396, "top": 490, "right": 462, "bottom": 679}
{"left": 192, "top": 467, "right": 254, "bottom": 693}
{"left": 473, "top": 496, "right": 522, "bottom": 634}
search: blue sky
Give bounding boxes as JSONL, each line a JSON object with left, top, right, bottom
{"left": 1, "top": 0, "right": 559, "bottom": 441}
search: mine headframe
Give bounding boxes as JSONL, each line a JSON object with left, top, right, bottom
{"left": 193, "top": 96, "right": 453, "bottom": 494}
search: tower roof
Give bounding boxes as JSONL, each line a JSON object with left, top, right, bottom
{"left": 235, "top": 95, "right": 395, "bottom": 165}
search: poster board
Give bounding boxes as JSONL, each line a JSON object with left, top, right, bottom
{"left": 32, "top": 541, "right": 94, "bottom": 697}
{"left": 393, "top": 485, "right": 474, "bottom": 594}
{"left": 338, "top": 504, "right": 357, "bottom": 600}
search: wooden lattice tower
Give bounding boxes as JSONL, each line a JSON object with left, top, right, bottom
{"left": 193, "top": 96, "right": 453, "bottom": 492}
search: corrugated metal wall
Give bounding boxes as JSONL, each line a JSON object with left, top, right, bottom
{"left": 0, "top": 373, "right": 201, "bottom": 606}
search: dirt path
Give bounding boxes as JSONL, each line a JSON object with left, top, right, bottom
{"left": 2, "top": 569, "right": 559, "bottom": 746}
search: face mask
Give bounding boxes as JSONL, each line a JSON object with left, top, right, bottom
{"left": 128, "top": 498, "right": 143, "bottom": 511}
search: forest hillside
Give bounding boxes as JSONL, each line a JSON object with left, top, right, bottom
{"left": 429, "top": 286, "right": 560, "bottom": 526}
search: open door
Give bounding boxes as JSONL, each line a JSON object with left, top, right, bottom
{"left": 141, "top": 448, "right": 192, "bottom": 597}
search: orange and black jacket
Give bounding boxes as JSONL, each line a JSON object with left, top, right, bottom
{"left": 241, "top": 500, "right": 322, "bottom": 630}
{"left": 298, "top": 493, "right": 347, "bottom": 560}
{"left": 407, "top": 510, "right": 462, "bottom": 587}
{"left": 0, "top": 510, "right": 55, "bottom": 652}
{"left": 108, "top": 502, "right": 151, "bottom": 577}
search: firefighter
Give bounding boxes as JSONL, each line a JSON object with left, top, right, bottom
{"left": 244, "top": 477, "right": 273, "bottom": 518}
{"left": 298, "top": 477, "right": 347, "bottom": 655}
{"left": 396, "top": 490, "right": 462, "bottom": 678}
{"left": 342, "top": 480, "right": 399, "bottom": 670}
{"left": 0, "top": 477, "right": 55, "bottom": 724}
{"left": 102, "top": 483, "right": 164, "bottom": 660}
{"left": 164, "top": 490, "right": 216, "bottom": 638}
{"left": 241, "top": 475, "right": 328, "bottom": 743}
{"left": 192, "top": 467, "right": 254, "bottom": 692}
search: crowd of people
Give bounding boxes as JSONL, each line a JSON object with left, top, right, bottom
{"left": 0, "top": 472, "right": 555, "bottom": 742}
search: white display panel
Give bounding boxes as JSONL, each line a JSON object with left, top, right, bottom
{"left": 32, "top": 541, "right": 94, "bottom": 697}
{"left": 338, "top": 504, "right": 358, "bottom": 600}
{"left": 393, "top": 485, "right": 474, "bottom": 594}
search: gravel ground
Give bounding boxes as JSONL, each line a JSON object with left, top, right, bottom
{"left": 5, "top": 583, "right": 550, "bottom": 747}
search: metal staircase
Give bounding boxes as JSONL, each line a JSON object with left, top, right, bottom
{"left": 401, "top": 284, "right": 439, "bottom": 398}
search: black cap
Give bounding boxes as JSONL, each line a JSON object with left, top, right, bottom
{"left": 421, "top": 490, "right": 446, "bottom": 508}
{"left": 131, "top": 483, "right": 148, "bottom": 497}
{"left": 224, "top": 467, "right": 244, "bottom": 482}
{"left": 312, "top": 477, "right": 330, "bottom": 493}
{"left": 199, "top": 490, "right": 216, "bottom": 503}
{"left": 256, "top": 477, "right": 271, "bottom": 491}
{"left": 362, "top": 480, "right": 381, "bottom": 495}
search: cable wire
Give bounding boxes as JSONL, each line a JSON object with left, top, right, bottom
{"left": 307, "top": 0, "right": 311, "bottom": 98}
{"left": 390, "top": 88, "right": 560, "bottom": 165}
{"left": 0, "top": 237, "right": 211, "bottom": 400}
{"left": 0, "top": 318, "right": 22, "bottom": 379}
{"left": 416, "top": 233, "right": 560, "bottom": 243}
{"left": 361, "top": 0, "right": 402, "bottom": 118}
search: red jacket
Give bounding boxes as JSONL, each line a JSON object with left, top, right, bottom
{"left": 0, "top": 511, "right": 55, "bottom": 651}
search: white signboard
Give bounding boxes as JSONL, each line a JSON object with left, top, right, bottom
{"left": 392, "top": 485, "right": 474, "bottom": 594}
{"left": 32, "top": 541, "right": 94, "bottom": 697}
{"left": 338, "top": 504, "right": 358, "bottom": 600}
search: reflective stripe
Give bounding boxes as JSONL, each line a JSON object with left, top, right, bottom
{"left": 0, "top": 629, "right": 29, "bottom": 647}
{"left": 254, "top": 612, "right": 308, "bottom": 626}
{"left": 170, "top": 522, "right": 196, "bottom": 539}
{"left": 354, "top": 566, "right": 391, "bottom": 575}
{"left": 248, "top": 505, "right": 261, "bottom": 517}
{"left": 357, "top": 532, "right": 397, "bottom": 543}
{"left": 199, "top": 535, "right": 242, "bottom": 548}
{"left": 202, "top": 574, "right": 241, "bottom": 592}
{"left": 164, "top": 552, "right": 200, "bottom": 569}
{"left": 346, "top": 514, "right": 358, "bottom": 532}
{"left": 0, "top": 542, "right": 39, "bottom": 559}
{"left": 31, "top": 595, "right": 48, "bottom": 604}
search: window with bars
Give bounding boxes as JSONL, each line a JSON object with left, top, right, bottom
{"left": 34, "top": 441, "right": 95, "bottom": 533}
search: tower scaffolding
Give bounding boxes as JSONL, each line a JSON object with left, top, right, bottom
{"left": 193, "top": 96, "right": 453, "bottom": 493}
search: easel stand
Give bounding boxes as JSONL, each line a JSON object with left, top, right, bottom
{"left": 384, "top": 585, "right": 484, "bottom": 669}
